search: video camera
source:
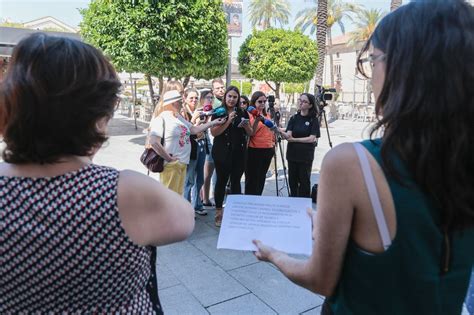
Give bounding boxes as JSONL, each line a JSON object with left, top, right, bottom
{"left": 316, "top": 85, "right": 336, "bottom": 110}
{"left": 267, "top": 95, "right": 275, "bottom": 108}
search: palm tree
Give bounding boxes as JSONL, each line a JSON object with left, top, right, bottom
{"left": 314, "top": 0, "right": 328, "bottom": 91}
{"left": 248, "top": 0, "right": 291, "bottom": 30}
{"left": 295, "top": 0, "right": 360, "bottom": 87}
{"left": 349, "top": 8, "right": 385, "bottom": 104}
{"left": 348, "top": 8, "right": 384, "bottom": 46}
{"left": 390, "top": 0, "right": 403, "bottom": 11}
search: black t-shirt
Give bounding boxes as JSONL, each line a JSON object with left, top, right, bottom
{"left": 211, "top": 107, "right": 249, "bottom": 163}
{"left": 285, "top": 113, "right": 321, "bottom": 162}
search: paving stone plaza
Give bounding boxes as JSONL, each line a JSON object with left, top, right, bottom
{"left": 94, "top": 114, "right": 365, "bottom": 315}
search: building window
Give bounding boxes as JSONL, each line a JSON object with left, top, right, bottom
{"left": 336, "top": 52, "right": 340, "bottom": 58}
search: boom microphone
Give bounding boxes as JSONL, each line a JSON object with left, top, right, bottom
{"left": 247, "top": 106, "right": 278, "bottom": 132}
{"left": 247, "top": 106, "right": 260, "bottom": 117}
{"left": 199, "top": 106, "right": 226, "bottom": 118}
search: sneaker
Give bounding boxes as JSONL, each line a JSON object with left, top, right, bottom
{"left": 195, "top": 208, "right": 208, "bottom": 216}
{"left": 202, "top": 201, "right": 215, "bottom": 208}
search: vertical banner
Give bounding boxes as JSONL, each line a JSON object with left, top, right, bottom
{"left": 223, "top": 0, "right": 243, "bottom": 37}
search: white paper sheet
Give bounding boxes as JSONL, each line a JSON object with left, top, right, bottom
{"left": 217, "top": 195, "right": 313, "bottom": 256}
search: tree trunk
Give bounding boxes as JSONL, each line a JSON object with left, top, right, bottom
{"left": 145, "top": 74, "right": 156, "bottom": 110}
{"left": 182, "top": 76, "right": 190, "bottom": 89}
{"left": 275, "top": 82, "right": 281, "bottom": 99}
{"left": 390, "top": 0, "right": 402, "bottom": 11}
{"left": 265, "top": 80, "right": 281, "bottom": 100}
{"left": 158, "top": 77, "right": 164, "bottom": 96}
{"left": 314, "top": 0, "right": 328, "bottom": 94}
{"left": 327, "top": 28, "right": 334, "bottom": 88}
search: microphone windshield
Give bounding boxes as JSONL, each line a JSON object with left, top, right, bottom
{"left": 263, "top": 119, "right": 275, "bottom": 128}
{"left": 214, "top": 107, "right": 226, "bottom": 117}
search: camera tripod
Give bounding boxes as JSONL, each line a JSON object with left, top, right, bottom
{"left": 318, "top": 104, "right": 333, "bottom": 149}
{"left": 272, "top": 133, "right": 290, "bottom": 196}
{"left": 267, "top": 106, "right": 290, "bottom": 196}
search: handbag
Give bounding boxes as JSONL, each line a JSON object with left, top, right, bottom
{"left": 140, "top": 147, "right": 164, "bottom": 173}
{"left": 141, "top": 117, "right": 166, "bottom": 173}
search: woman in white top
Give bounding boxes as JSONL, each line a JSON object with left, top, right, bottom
{"left": 149, "top": 90, "right": 225, "bottom": 194}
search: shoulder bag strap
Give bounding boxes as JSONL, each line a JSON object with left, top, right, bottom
{"left": 161, "top": 116, "right": 165, "bottom": 145}
{"left": 353, "top": 142, "right": 392, "bottom": 250}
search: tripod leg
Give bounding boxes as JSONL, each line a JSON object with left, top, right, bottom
{"left": 278, "top": 140, "right": 290, "bottom": 196}
{"left": 273, "top": 149, "right": 279, "bottom": 196}
{"left": 322, "top": 110, "right": 333, "bottom": 148}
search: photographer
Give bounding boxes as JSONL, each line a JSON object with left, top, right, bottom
{"left": 280, "top": 93, "right": 320, "bottom": 197}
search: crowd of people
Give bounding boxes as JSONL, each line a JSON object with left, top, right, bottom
{"left": 1, "top": 0, "right": 473, "bottom": 314}
{"left": 147, "top": 77, "right": 322, "bottom": 227}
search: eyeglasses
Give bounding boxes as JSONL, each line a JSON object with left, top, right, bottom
{"left": 241, "top": 101, "right": 248, "bottom": 105}
{"left": 256, "top": 100, "right": 266, "bottom": 104}
{"left": 360, "top": 53, "right": 386, "bottom": 68}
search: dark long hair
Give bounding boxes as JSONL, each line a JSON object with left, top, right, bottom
{"left": 250, "top": 91, "right": 267, "bottom": 116}
{"left": 357, "top": 0, "right": 474, "bottom": 230}
{"left": 0, "top": 33, "right": 120, "bottom": 164}
{"left": 299, "top": 93, "right": 318, "bottom": 119}
{"left": 222, "top": 85, "right": 241, "bottom": 112}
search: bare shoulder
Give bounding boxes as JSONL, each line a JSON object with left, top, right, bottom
{"left": 0, "top": 162, "right": 10, "bottom": 176}
{"left": 117, "top": 170, "right": 161, "bottom": 206}
{"left": 116, "top": 170, "right": 158, "bottom": 244}
{"left": 320, "top": 142, "right": 359, "bottom": 175}
{"left": 118, "top": 169, "right": 153, "bottom": 186}
{"left": 116, "top": 169, "right": 194, "bottom": 246}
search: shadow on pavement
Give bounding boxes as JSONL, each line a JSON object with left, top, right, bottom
{"left": 108, "top": 116, "right": 149, "bottom": 137}
{"left": 129, "top": 135, "right": 147, "bottom": 146}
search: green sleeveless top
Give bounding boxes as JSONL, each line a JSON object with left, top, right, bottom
{"left": 327, "top": 139, "right": 474, "bottom": 315}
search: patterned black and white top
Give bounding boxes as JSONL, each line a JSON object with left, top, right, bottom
{"left": 0, "top": 164, "right": 162, "bottom": 314}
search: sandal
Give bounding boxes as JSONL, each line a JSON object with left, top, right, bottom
{"left": 202, "top": 201, "right": 215, "bottom": 207}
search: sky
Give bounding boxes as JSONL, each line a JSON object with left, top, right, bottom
{"left": 0, "top": 0, "right": 405, "bottom": 57}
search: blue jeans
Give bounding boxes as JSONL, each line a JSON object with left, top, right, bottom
{"left": 467, "top": 268, "right": 474, "bottom": 315}
{"left": 184, "top": 141, "right": 206, "bottom": 210}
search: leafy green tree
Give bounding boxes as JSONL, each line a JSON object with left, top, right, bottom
{"left": 295, "top": 0, "right": 360, "bottom": 87}
{"left": 238, "top": 29, "right": 318, "bottom": 99}
{"left": 231, "top": 80, "right": 252, "bottom": 96}
{"left": 285, "top": 83, "right": 306, "bottom": 94}
{"left": 248, "top": 0, "right": 291, "bottom": 30}
{"left": 80, "top": 0, "right": 228, "bottom": 104}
